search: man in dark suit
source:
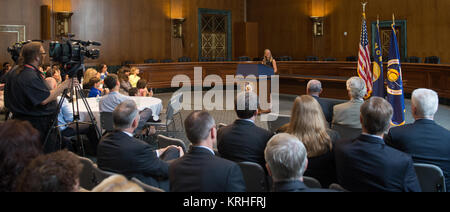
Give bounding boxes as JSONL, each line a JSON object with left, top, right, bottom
{"left": 266, "top": 133, "right": 335, "bottom": 192}
{"left": 307, "top": 80, "right": 333, "bottom": 124}
{"left": 97, "top": 100, "right": 183, "bottom": 191}
{"left": 386, "top": 89, "right": 450, "bottom": 190}
{"left": 218, "top": 92, "right": 274, "bottom": 169}
{"left": 335, "top": 97, "right": 421, "bottom": 192}
{"left": 169, "top": 111, "right": 246, "bottom": 192}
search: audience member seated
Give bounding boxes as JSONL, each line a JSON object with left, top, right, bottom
{"left": 332, "top": 77, "right": 366, "bottom": 129}
{"left": 0, "top": 120, "right": 42, "bottom": 192}
{"left": 386, "top": 88, "right": 450, "bottom": 190}
{"left": 280, "top": 95, "right": 340, "bottom": 187}
{"left": 15, "top": 150, "right": 82, "bottom": 192}
{"left": 136, "top": 79, "right": 153, "bottom": 97}
{"left": 100, "top": 74, "right": 154, "bottom": 134}
{"left": 97, "top": 100, "right": 183, "bottom": 191}
{"left": 98, "top": 64, "right": 109, "bottom": 81}
{"left": 169, "top": 111, "right": 246, "bottom": 192}
{"left": 128, "top": 87, "right": 139, "bottom": 97}
{"left": 0, "top": 62, "right": 12, "bottom": 85}
{"left": 307, "top": 80, "right": 333, "bottom": 124}
{"left": 335, "top": 97, "right": 421, "bottom": 192}
{"left": 265, "top": 133, "right": 335, "bottom": 192}
{"left": 118, "top": 67, "right": 132, "bottom": 95}
{"left": 83, "top": 68, "right": 100, "bottom": 90}
{"left": 45, "top": 67, "right": 62, "bottom": 84}
{"left": 87, "top": 77, "right": 103, "bottom": 98}
{"left": 91, "top": 175, "right": 144, "bottom": 192}
{"left": 218, "top": 92, "right": 274, "bottom": 170}
{"left": 129, "top": 67, "right": 141, "bottom": 88}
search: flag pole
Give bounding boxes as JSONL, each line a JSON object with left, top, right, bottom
{"left": 392, "top": 13, "right": 395, "bottom": 25}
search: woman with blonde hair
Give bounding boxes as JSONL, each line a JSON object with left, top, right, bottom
{"left": 83, "top": 68, "right": 100, "bottom": 90}
{"left": 91, "top": 175, "right": 144, "bottom": 192}
{"left": 262, "top": 49, "right": 278, "bottom": 74}
{"left": 284, "top": 95, "right": 340, "bottom": 187}
{"left": 129, "top": 67, "right": 141, "bottom": 88}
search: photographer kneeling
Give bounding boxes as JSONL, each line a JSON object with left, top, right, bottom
{"left": 4, "top": 42, "right": 77, "bottom": 153}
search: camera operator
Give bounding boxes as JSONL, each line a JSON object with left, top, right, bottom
{"left": 4, "top": 42, "right": 78, "bottom": 153}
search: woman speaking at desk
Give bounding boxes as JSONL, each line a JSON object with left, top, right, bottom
{"left": 262, "top": 49, "right": 278, "bottom": 74}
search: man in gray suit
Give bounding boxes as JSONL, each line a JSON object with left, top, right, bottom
{"left": 332, "top": 77, "right": 367, "bottom": 129}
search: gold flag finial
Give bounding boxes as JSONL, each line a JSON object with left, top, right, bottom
{"left": 362, "top": 2, "right": 368, "bottom": 18}
{"left": 392, "top": 13, "right": 396, "bottom": 25}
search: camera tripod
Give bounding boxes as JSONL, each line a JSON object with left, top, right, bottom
{"left": 44, "top": 69, "right": 102, "bottom": 156}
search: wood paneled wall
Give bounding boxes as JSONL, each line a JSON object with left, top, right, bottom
{"left": 0, "top": 0, "right": 245, "bottom": 65}
{"left": 0, "top": 0, "right": 51, "bottom": 64}
{"left": 247, "top": 0, "right": 450, "bottom": 63}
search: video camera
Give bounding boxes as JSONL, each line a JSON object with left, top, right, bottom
{"left": 50, "top": 34, "right": 101, "bottom": 77}
{"left": 7, "top": 40, "right": 43, "bottom": 63}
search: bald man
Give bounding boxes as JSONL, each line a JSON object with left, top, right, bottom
{"left": 306, "top": 80, "right": 333, "bottom": 124}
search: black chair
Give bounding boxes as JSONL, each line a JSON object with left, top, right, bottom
{"left": 122, "top": 61, "right": 135, "bottom": 66}
{"left": 324, "top": 58, "right": 337, "bottom": 61}
{"left": 238, "top": 162, "right": 270, "bottom": 192}
{"left": 157, "top": 135, "right": 187, "bottom": 153}
{"left": 303, "top": 176, "right": 322, "bottom": 188}
{"left": 238, "top": 56, "right": 251, "bottom": 61}
{"left": 144, "top": 59, "right": 158, "bottom": 64}
{"left": 425, "top": 56, "right": 440, "bottom": 64}
{"left": 100, "top": 112, "right": 114, "bottom": 134}
{"left": 306, "top": 56, "right": 319, "bottom": 61}
{"left": 178, "top": 57, "right": 192, "bottom": 62}
{"left": 160, "top": 59, "right": 173, "bottom": 63}
{"left": 406, "top": 56, "right": 422, "bottom": 63}
{"left": 266, "top": 113, "right": 291, "bottom": 133}
{"left": 199, "top": 57, "right": 211, "bottom": 62}
{"left": 346, "top": 56, "right": 358, "bottom": 62}
{"left": 93, "top": 166, "right": 117, "bottom": 185}
{"left": 414, "top": 163, "right": 446, "bottom": 192}
{"left": 331, "top": 124, "right": 362, "bottom": 141}
{"left": 77, "top": 156, "right": 97, "bottom": 190}
{"left": 131, "top": 177, "right": 165, "bottom": 192}
{"left": 329, "top": 183, "right": 349, "bottom": 192}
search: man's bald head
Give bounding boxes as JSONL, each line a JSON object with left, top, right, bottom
{"left": 45, "top": 77, "right": 57, "bottom": 90}
{"left": 307, "top": 80, "right": 322, "bottom": 96}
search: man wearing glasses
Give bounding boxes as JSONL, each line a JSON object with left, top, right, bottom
{"left": 4, "top": 42, "right": 76, "bottom": 153}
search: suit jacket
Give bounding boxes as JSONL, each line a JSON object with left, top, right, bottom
{"left": 312, "top": 95, "right": 334, "bottom": 124}
{"left": 97, "top": 131, "right": 169, "bottom": 188}
{"left": 335, "top": 134, "right": 421, "bottom": 192}
{"left": 217, "top": 119, "right": 274, "bottom": 169}
{"left": 332, "top": 99, "right": 364, "bottom": 129}
{"left": 169, "top": 147, "right": 246, "bottom": 192}
{"left": 385, "top": 119, "right": 450, "bottom": 190}
{"left": 272, "top": 180, "right": 336, "bottom": 192}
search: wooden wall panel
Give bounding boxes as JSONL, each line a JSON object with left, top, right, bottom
{"left": 0, "top": 0, "right": 51, "bottom": 63}
{"left": 70, "top": 0, "right": 172, "bottom": 65}
{"left": 247, "top": 0, "right": 450, "bottom": 63}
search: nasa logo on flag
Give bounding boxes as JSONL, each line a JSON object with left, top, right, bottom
{"left": 387, "top": 69, "right": 400, "bottom": 82}
{"left": 373, "top": 63, "right": 381, "bottom": 81}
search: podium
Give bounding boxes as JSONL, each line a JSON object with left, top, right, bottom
{"left": 236, "top": 64, "right": 275, "bottom": 77}
{"left": 236, "top": 64, "right": 274, "bottom": 112}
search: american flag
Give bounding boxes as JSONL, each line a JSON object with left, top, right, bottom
{"left": 357, "top": 18, "right": 373, "bottom": 97}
